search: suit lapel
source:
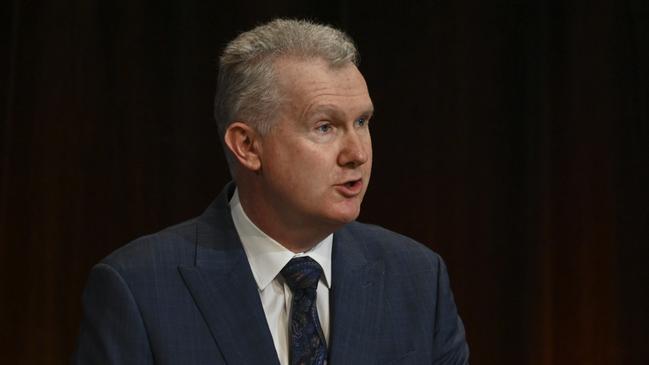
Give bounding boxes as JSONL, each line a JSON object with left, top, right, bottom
{"left": 328, "top": 226, "right": 386, "bottom": 364}
{"left": 178, "top": 184, "right": 280, "bottom": 365}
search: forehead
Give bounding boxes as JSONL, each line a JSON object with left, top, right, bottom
{"left": 273, "top": 57, "right": 373, "bottom": 116}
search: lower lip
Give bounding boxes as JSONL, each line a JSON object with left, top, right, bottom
{"left": 335, "top": 180, "right": 363, "bottom": 197}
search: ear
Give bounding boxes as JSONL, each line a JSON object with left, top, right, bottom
{"left": 224, "top": 122, "right": 262, "bottom": 172}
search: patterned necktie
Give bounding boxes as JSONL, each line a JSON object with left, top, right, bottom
{"left": 280, "top": 256, "right": 327, "bottom": 365}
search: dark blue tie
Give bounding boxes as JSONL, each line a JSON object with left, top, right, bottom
{"left": 281, "top": 257, "right": 327, "bottom": 365}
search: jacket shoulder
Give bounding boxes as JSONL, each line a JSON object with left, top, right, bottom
{"left": 100, "top": 217, "right": 199, "bottom": 273}
{"left": 341, "top": 221, "right": 444, "bottom": 271}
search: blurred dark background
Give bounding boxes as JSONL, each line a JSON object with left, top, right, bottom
{"left": 1, "top": 0, "right": 648, "bottom": 364}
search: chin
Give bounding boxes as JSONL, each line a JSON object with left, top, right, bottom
{"left": 325, "top": 206, "right": 361, "bottom": 225}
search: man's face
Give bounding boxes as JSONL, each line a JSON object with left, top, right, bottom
{"left": 257, "top": 57, "right": 373, "bottom": 232}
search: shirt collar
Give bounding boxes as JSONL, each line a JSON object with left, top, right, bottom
{"left": 229, "top": 188, "right": 332, "bottom": 291}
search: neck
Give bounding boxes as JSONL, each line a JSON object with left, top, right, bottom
{"left": 236, "top": 187, "right": 337, "bottom": 253}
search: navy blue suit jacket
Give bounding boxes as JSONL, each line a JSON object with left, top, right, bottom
{"left": 73, "top": 184, "right": 469, "bottom": 364}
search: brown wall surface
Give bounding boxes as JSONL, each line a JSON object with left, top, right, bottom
{"left": 2, "top": 1, "right": 648, "bottom": 364}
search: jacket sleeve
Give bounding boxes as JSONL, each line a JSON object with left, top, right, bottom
{"left": 431, "top": 255, "right": 470, "bottom": 365}
{"left": 72, "top": 263, "right": 154, "bottom": 365}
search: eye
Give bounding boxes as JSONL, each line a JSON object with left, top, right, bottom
{"left": 316, "top": 123, "right": 333, "bottom": 134}
{"left": 355, "top": 118, "right": 368, "bottom": 127}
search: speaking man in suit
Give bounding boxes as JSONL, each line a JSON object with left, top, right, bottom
{"left": 73, "top": 19, "right": 469, "bottom": 364}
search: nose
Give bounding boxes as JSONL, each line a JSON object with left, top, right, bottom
{"left": 338, "top": 130, "right": 370, "bottom": 168}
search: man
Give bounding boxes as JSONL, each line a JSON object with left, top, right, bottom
{"left": 73, "top": 19, "right": 469, "bottom": 364}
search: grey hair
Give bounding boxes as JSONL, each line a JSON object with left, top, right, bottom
{"left": 213, "top": 18, "right": 359, "bottom": 170}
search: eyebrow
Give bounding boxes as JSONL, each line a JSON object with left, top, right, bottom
{"left": 362, "top": 106, "right": 375, "bottom": 118}
{"left": 305, "top": 104, "right": 375, "bottom": 120}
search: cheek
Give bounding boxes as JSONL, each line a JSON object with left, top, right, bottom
{"left": 366, "top": 135, "right": 373, "bottom": 156}
{"left": 277, "top": 152, "right": 326, "bottom": 189}
{"left": 265, "top": 137, "right": 337, "bottom": 189}
{"left": 363, "top": 138, "right": 373, "bottom": 168}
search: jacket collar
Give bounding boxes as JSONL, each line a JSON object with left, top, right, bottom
{"left": 179, "top": 182, "right": 280, "bottom": 365}
{"left": 328, "top": 223, "right": 386, "bottom": 364}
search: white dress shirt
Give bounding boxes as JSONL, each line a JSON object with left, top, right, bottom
{"left": 229, "top": 189, "right": 332, "bottom": 365}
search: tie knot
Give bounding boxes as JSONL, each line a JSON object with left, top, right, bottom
{"left": 280, "top": 256, "right": 323, "bottom": 292}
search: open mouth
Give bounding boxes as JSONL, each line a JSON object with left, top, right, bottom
{"left": 336, "top": 179, "right": 363, "bottom": 197}
{"left": 345, "top": 179, "right": 361, "bottom": 188}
